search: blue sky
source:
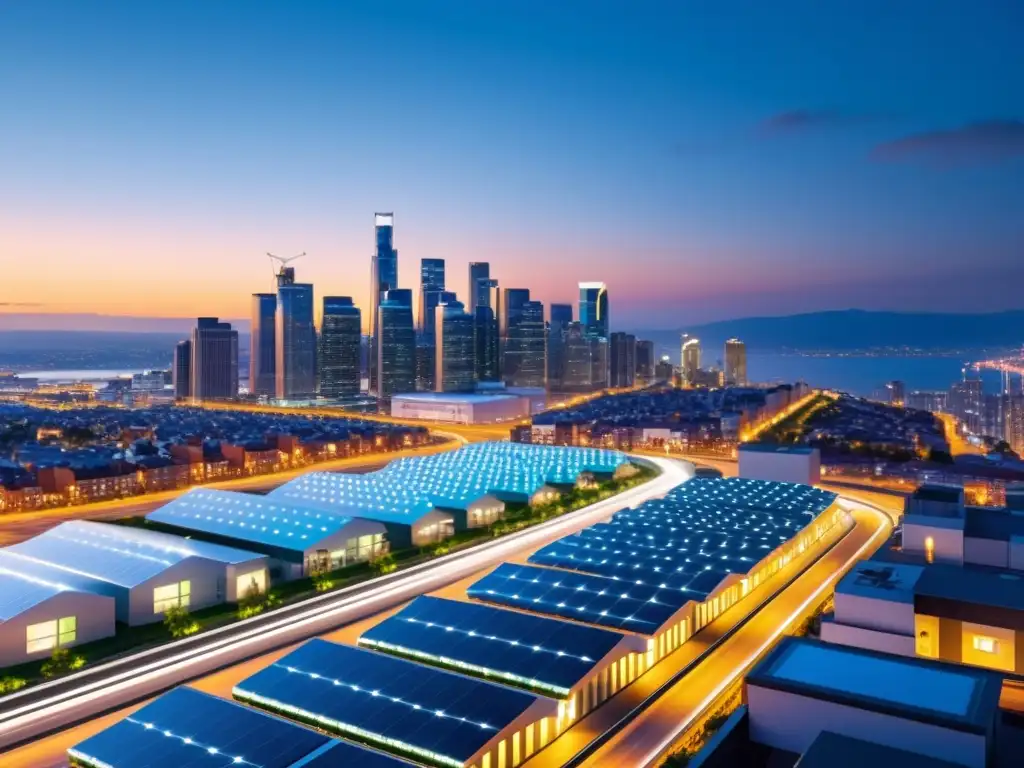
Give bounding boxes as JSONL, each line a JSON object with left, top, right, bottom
{"left": 1, "top": 1, "right": 1021, "bottom": 329}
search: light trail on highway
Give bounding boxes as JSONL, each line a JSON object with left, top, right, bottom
{"left": 0, "top": 455, "right": 691, "bottom": 755}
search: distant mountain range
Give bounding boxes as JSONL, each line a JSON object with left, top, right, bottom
{"left": 631, "top": 309, "right": 1024, "bottom": 355}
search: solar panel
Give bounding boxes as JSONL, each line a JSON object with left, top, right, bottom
{"left": 292, "top": 739, "right": 418, "bottom": 767}
{"left": 467, "top": 563, "right": 693, "bottom": 635}
{"left": 358, "top": 595, "right": 628, "bottom": 697}
{"left": 233, "top": 639, "right": 550, "bottom": 768}
{"left": 0, "top": 562, "right": 67, "bottom": 622}
{"left": 68, "top": 686, "right": 330, "bottom": 768}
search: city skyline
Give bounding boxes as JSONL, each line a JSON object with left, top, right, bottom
{"left": 2, "top": 2, "right": 1023, "bottom": 330}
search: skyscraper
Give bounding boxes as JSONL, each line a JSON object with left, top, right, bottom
{"left": 500, "top": 288, "right": 532, "bottom": 386}
{"left": 635, "top": 339, "right": 655, "bottom": 384}
{"left": 724, "top": 338, "right": 747, "bottom": 387}
{"left": 319, "top": 297, "right": 361, "bottom": 399}
{"left": 468, "top": 262, "right": 490, "bottom": 309}
{"left": 681, "top": 336, "right": 701, "bottom": 386}
{"left": 249, "top": 293, "right": 276, "bottom": 396}
{"left": 190, "top": 318, "right": 238, "bottom": 400}
{"left": 415, "top": 337, "right": 435, "bottom": 392}
{"left": 609, "top": 332, "right": 636, "bottom": 388}
{"left": 578, "top": 282, "right": 609, "bottom": 340}
{"left": 377, "top": 288, "right": 415, "bottom": 399}
{"left": 562, "top": 322, "right": 605, "bottom": 393}
{"left": 173, "top": 339, "right": 191, "bottom": 399}
{"left": 518, "top": 300, "right": 547, "bottom": 388}
{"left": 276, "top": 279, "right": 316, "bottom": 401}
{"left": 369, "top": 213, "right": 398, "bottom": 393}
{"left": 419, "top": 258, "right": 446, "bottom": 337}
{"left": 435, "top": 301, "right": 476, "bottom": 393}
{"left": 470, "top": 306, "right": 497, "bottom": 384}
{"left": 547, "top": 303, "right": 573, "bottom": 391}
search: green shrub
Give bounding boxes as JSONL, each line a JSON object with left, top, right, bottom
{"left": 41, "top": 647, "right": 86, "bottom": 679}
{"left": 163, "top": 605, "right": 199, "bottom": 638}
{"left": 0, "top": 676, "right": 27, "bottom": 695}
{"left": 371, "top": 553, "right": 397, "bottom": 576}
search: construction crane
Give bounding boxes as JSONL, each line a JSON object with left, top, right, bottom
{"left": 267, "top": 252, "right": 305, "bottom": 288}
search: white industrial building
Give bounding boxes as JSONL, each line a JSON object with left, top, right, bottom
{"left": 1, "top": 520, "right": 269, "bottom": 625}
{"left": 147, "top": 488, "right": 389, "bottom": 579}
{"left": 738, "top": 443, "right": 821, "bottom": 486}
{"left": 390, "top": 392, "right": 533, "bottom": 424}
{"left": 0, "top": 559, "right": 116, "bottom": 668}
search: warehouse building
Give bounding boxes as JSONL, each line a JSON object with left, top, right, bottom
{"left": 147, "top": 488, "right": 388, "bottom": 579}
{"left": 234, "top": 638, "right": 560, "bottom": 768}
{"left": 745, "top": 637, "right": 1003, "bottom": 768}
{"left": 0, "top": 558, "right": 116, "bottom": 668}
{"left": 268, "top": 474, "right": 456, "bottom": 549}
{"left": 2, "top": 520, "right": 268, "bottom": 625}
{"left": 738, "top": 443, "right": 821, "bottom": 486}
{"left": 390, "top": 392, "right": 533, "bottom": 424}
{"left": 358, "top": 595, "right": 640, "bottom": 722}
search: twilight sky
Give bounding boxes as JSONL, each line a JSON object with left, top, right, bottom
{"left": 1, "top": 1, "right": 1022, "bottom": 331}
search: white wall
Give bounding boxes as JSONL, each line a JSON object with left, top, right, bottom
{"left": 738, "top": 449, "right": 819, "bottom": 486}
{"left": 902, "top": 517, "right": 964, "bottom": 565}
{"left": 390, "top": 396, "right": 529, "bottom": 424}
{"left": 130, "top": 558, "right": 236, "bottom": 625}
{"left": 747, "top": 684, "right": 987, "bottom": 767}
{"left": 832, "top": 592, "right": 916, "bottom": 635}
{"left": 0, "top": 591, "right": 116, "bottom": 668}
{"left": 820, "top": 619, "right": 917, "bottom": 658}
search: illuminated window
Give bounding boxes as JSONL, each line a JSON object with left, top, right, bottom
{"left": 154, "top": 581, "right": 191, "bottom": 614}
{"left": 973, "top": 635, "right": 998, "bottom": 654}
{"left": 924, "top": 536, "right": 935, "bottom": 563}
{"left": 26, "top": 616, "right": 76, "bottom": 654}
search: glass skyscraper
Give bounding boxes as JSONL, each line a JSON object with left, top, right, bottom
{"left": 369, "top": 213, "right": 398, "bottom": 393}
{"left": 319, "top": 297, "right": 361, "bottom": 399}
{"left": 500, "top": 288, "right": 531, "bottom": 384}
{"left": 579, "top": 282, "right": 609, "bottom": 340}
{"left": 249, "top": 293, "right": 277, "bottom": 396}
{"left": 435, "top": 301, "right": 476, "bottom": 392}
{"left": 173, "top": 339, "right": 191, "bottom": 399}
{"left": 547, "top": 303, "right": 573, "bottom": 390}
{"left": 473, "top": 305, "right": 499, "bottom": 383}
{"left": 377, "top": 288, "right": 415, "bottom": 399}
{"left": 468, "top": 262, "right": 490, "bottom": 309}
{"left": 419, "top": 258, "right": 446, "bottom": 337}
{"left": 276, "top": 281, "right": 317, "bottom": 400}
{"left": 609, "top": 332, "right": 636, "bottom": 388}
{"left": 191, "top": 318, "right": 238, "bottom": 400}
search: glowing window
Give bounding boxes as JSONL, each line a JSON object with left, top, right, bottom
{"left": 973, "top": 636, "right": 998, "bottom": 654}
{"left": 154, "top": 581, "right": 191, "bottom": 614}
{"left": 26, "top": 616, "right": 76, "bottom": 654}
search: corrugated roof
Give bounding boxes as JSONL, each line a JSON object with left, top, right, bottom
{"left": 0, "top": 561, "right": 70, "bottom": 622}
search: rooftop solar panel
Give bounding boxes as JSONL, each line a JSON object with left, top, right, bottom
{"left": 233, "top": 639, "right": 550, "bottom": 768}
{"left": 291, "top": 739, "right": 418, "bottom": 768}
{"left": 358, "top": 595, "right": 628, "bottom": 697}
{"left": 0, "top": 562, "right": 68, "bottom": 622}
{"left": 467, "top": 563, "right": 694, "bottom": 635}
{"left": 67, "top": 686, "right": 331, "bottom": 768}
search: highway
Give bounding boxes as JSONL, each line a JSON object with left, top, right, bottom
{"left": 0, "top": 455, "right": 691, "bottom": 760}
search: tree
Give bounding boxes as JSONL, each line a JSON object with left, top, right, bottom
{"left": 370, "top": 553, "right": 397, "bottom": 576}
{"left": 41, "top": 647, "right": 85, "bottom": 679}
{"left": 163, "top": 604, "right": 199, "bottom": 638}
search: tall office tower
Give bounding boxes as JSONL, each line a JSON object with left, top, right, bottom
{"left": 681, "top": 336, "right": 701, "bottom": 385}
{"left": 578, "top": 282, "right": 609, "bottom": 340}
{"left": 609, "top": 332, "right": 636, "bottom": 388}
{"left": 377, "top": 289, "right": 415, "bottom": 399}
{"left": 518, "top": 300, "right": 547, "bottom": 388}
{"left": 369, "top": 213, "right": 398, "bottom": 393}
{"left": 173, "top": 339, "right": 192, "bottom": 399}
{"left": 473, "top": 305, "right": 500, "bottom": 383}
{"left": 499, "top": 288, "right": 530, "bottom": 384}
{"left": 249, "top": 293, "right": 277, "bottom": 396}
{"left": 886, "top": 380, "right": 906, "bottom": 408}
{"left": 635, "top": 339, "right": 655, "bottom": 383}
{"left": 949, "top": 375, "right": 984, "bottom": 434}
{"left": 419, "top": 258, "right": 446, "bottom": 336}
{"left": 1005, "top": 395, "right": 1024, "bottom": 454}
{"left": 275, "top": 278, "right": 316, "bottom": 401}
{"left": 724, "top": 338, "right": 748, "bottom": 387}
{"left": 562, "top": 322, "right": 601, "bottom": 392}
{"left": 319, "top": 297, "right": 361, "bottom": 399}
{"left": 415, "top": 337, "right": 436, "bottom": 392}
{"left": 435, "top": 301, "right": 476, "bottom": 393}
{"left": 190, "top": 318, "right": 238, "bottom": 400}
{"left": 546, "top": 303, "right": 573, "bottom": 390}
{"left": 590, "top": 337, "right": 609, "bottom": 390}
{"left": 468, "top": 262, "right": 490, "bottom": 309}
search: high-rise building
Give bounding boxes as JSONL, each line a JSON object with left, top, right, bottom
{"left": 724, "top": 338, "right": 747, "bottom": 387}
{"left": 949, "top": 375, "right": 983, "bottom": 434}
{"left": 886, "top": 380, "right": 906, "bottom": 407}
{"left": 377, "top": 288, "right": 415, "bottom": 399}
{"left": 415, "top": 337, "right": 435, "bottom": 392}
{"left": 1005, "top": 395, "right": 1024, "bottom": 454}
{"left": 249, "top": 293, "right": 276, "bottom": 396}
{"left": 468, "top": 262, "right": 490, "bottom": 309}
{"left": 906, "top": 391, "right": 948, "bottom": 413}
{"left": 501, "top": 290, "right": 545, "bottom": 387}
{"left": 635, "top": 339, "right": 655, "bottom": 383}
{"left": 369, "top": 213, "right": 398, "bottom": 393}
{"left": 654, "top": 355, "right": 674, "bottom": 383}
{"left": 319, "top": 297, "right": 361, "bottom": 399}
{"left": 579, "top": 282, "right": 609, "bottom": 340}
{"left": 562, "top": 322, "right": 605, "bottom": 393}
{"left": 681, "top": 336, "right": 701, "bottom": 385}
{"left": 473, "top": 305, "right": 500, "bottom": 383}
{"left": 419, "top": 258, "right": 446, "bottom": 337}
{"left": 609, "top": 332, "right": 636, "bottom": 388}
{"left": 275, "top": 279, "right": 316, "bottom": 401}
{"left": 190, "top": 318, "right": 238, "bottom": 400}
{"left": 435, "top": 301, "right": 476, "bottom": 393}
{"left": 547, "top": 303, "right": 573, "bottom": 391}
{"left": 173, "top": 339, "right": 191, "bottom": 399}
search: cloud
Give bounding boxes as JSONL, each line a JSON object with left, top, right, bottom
{"left": 871, "top": 120, "right": 1024, "bottom": 167}
{"left": 758, "top": 110, "right": 866, "bottom": 136}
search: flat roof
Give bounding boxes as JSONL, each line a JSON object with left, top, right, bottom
{"left": 3, "top": 520, "right": 263, "bottom": 590}
{"left": 148, "top": 488, "right": 384, "bottom": 554}
{"left": 467, "top": 562, "right": 693, "bottom": 636}
{"left": 912, "top": 484, "right": 964, "bottom": 504}
{"left": 747, "top": 637, "right": 1003, "bottom": 734}
{"left": 739, "top": 442, "right": 815, "bottom": 455}
{"left": 795, "top": 730, "right": 965, "bottom": 768}
{"left": 358, "top": 595, "right": 629, "bottom": 698}
{"left": 233, "top": 639, "right": 551, "bottom": 768}
{"left": 391, "top": 393, "right": 519, "bottom": 404}
{"left": 913, "top": 563, "right": 1024, "bottom": 622}
{"left": 68, "top": 686, "right": 331, "bottom": 768}
{"left": 964, "top": 505, "right": 1024, "bottom": 541}
{"left": 835, "top": 561, "right": 925, "bottom": 604}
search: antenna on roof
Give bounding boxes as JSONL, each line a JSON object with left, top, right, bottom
{"left": 267, "top": 252, "right": 305, "bottom": 289}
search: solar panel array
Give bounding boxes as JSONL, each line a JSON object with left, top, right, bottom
{"left": 68, "top": 686, "right": 331, "bottom": 768}
{"left": 233, "top": 639, "right": 547, "bottom": 768}
{"left": 358, "top": 595, "right": 627, "bottom": 697}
